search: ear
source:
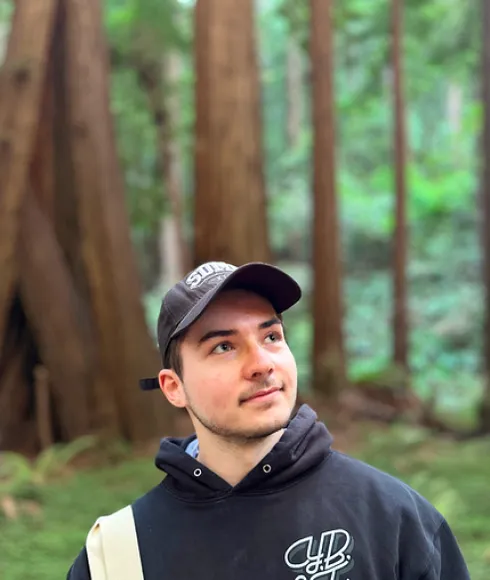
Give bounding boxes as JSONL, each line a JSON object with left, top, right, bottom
{"left": 159, "top": 369, "right": 187, "bottom": 409}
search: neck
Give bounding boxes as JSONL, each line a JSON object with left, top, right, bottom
{"left": 195, "top": 429, "right": 284, "bottom": 487}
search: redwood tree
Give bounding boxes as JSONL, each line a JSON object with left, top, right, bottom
{"left": 392, "top": 0, "right": 409, "bottom": 375}
{"left": 0, "top": 0, "right": 173, "bottom": 453}
{"left": 310, "top": 0, "right": 346, "bottom": 396}
{"left": 480, "top": 0, "right": 490, "bottom": 433}
{"left": 286, "top": 35, "right": 304, "bottom": 150}
{"left": 0, "top": 0, "right": 58, "bottom": 355}
{"left": 193, "top": 0, "right": 271, "bottom": 266}
{"left": 135, "top": 53, "right": 191, "bottom": 284}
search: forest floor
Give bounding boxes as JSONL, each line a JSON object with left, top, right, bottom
{"left": 1, "top": 417, "right": 490, "bottom": 580}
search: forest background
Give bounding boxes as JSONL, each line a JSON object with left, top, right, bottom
{"left": 0, "top": 0, "right": 489, "bottom": 578}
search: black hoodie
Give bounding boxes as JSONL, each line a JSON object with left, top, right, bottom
{"left": 67, "top": 404, "right": 470, "bottom": 579}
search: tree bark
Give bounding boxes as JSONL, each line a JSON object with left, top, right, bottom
{"left": 193, "top": 0, "right": 271, "bottom": 266}
{"left": 480, "top": 0, "right": 490, "bottom": 433}
{"left": 392, "top": 0, "right": 409, "bottom": 373}
{"left": 310, "top": 0, "right": 346, "bottom": 396}
{"left": 161, "top": 53, "right": 191, "bottom": 283}
{"left": 286, "top": 36, "right": 304, "bottom": 149}
{"left": 136, "top": 53, "right": 190, "bottom": 284}
{"left": 0, "top": 0, "right": 58, "bottom": 354}
{"left": 0, "top": 0, "right": 175, "bottom": 450}
{"left": 29, "top": 54, "right": 55, "bottom": 219}
{"left": 51, "top": 2, "right": 90, "bottom": 304}
{"left": 34, "top": 365, "right": 54, "bottom": 450}
{"left": 63, "top": 0, "right": 171, "bottom": 440}
{"left": 19, "top": 191, "right": 93, "bottom": 441}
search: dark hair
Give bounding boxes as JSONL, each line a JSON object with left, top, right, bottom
{"left": 163, "top": 333, "right": 185, "bottom": 380}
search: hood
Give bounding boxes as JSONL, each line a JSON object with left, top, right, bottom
{"left": 154, "top": 404, "right": 333, "bottom": 501}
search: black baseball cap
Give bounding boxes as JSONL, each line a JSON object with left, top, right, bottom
{"left": 139, "top": 261, "right": 302, "bottom": 390}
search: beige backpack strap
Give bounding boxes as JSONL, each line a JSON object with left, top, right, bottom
{"left": 86, "top": 505, "right": 144, "bottom": 580}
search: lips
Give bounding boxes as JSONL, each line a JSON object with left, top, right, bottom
{"left": 244, "top": 386, "right": 282, "bottom": 402}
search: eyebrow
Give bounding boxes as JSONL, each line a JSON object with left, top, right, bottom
{"left": 197, "top": 316, "right": 282, "bottom": 346}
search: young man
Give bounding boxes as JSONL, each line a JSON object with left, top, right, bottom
{"left": 67, "top": 261, "right": 470, "bottom": 580}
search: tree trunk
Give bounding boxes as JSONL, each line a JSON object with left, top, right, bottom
{"left": 194, "top": 0, "right": 271, "bottom": 266}
{"left": 392, "top": 0, "right": 409, "bottom": 374}
{"left": 0, "top": 0, "right": 175, "bottom": 452}
{"left": 0, "top": 0, "right": 58, "bottom": 354}
{"left": 160, "top": 217, "right": 186, "bottom": 287}
{"left": 161, "top": 53, "right": 190, "bottom": 283}
{"left": 310, "top": 0, "right": 346, "bottom": 397}
{"left": 63, "top": 0, "right": 171, "bottom": 441}
{"left": 447, "top": 83, "right": 463, "bottom": 164}
{"left": 51, "top": 2, "right": 90, "bottom": 303}
{"left": 286, "top": 36, "right": 304, "bottom": 149}
{"left": 447, "top": 83, "right": 463, "bottom": 136}
{"left": 480, "top": 0, "right": 490, "bottom": 433}
{"left": 29, "top": 54, "right": 55, "bottom": 219}
{"left": 18, "top": 191, "right": 93, "bottom": 441}
{"left": 137, "top": 53, "right": 190, "bottom": 284}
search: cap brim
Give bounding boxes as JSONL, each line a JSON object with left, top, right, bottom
{"left": 139, "top": 262, "right": 302, "bottom": 391}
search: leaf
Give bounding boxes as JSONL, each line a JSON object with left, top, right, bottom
{"left": 0, "top": 453, "right": 33, "bottom": 495}
{"left": 35, "top": 435, "right": 99, "bottom": 481}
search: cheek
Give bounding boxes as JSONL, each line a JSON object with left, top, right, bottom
{"left": 186, "top": 368, "right": 237, "bottom": 410}
{"left": 277, "top": 348, "right": 298, "bottom": 382}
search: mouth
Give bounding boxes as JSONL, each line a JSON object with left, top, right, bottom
{"left": 243, "top": 385, "right": 283, "bottom": 403}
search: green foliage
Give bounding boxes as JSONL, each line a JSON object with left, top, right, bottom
{"left": 99, "top": 0, "right": 487, "bottom": 424}
{"left": 0, "top": 0, "right": 11, "bottom": 17}
{"left": 104, "top": 0, "right": 194, "bottom": 232}
{"left": 283, "top": 233, "right": 485, "bottom": 424}
{"left": 111, "top": 66, "right": 164, "bottom": 232}
{"left": 0, "top": 453, "right": 32, "bottom": 497}
{"left": 0, "top": 436, "right": 98, "bottom": 497}
{"left": 104, "top": 0, "right": 190, "bottom": 56}
{"left": 0, "top": 456, "right": 161, "bottom": 580}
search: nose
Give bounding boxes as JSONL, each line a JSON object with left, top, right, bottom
{"left": 242, "top": 343, "right": 275, "bottom": 381}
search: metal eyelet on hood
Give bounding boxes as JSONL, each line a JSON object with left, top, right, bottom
{"left": 154, "top": 405, "right": 334, "bottom": 499}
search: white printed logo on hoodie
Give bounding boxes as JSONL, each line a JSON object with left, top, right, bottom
{"left": 284, "top": 529, "right": 354, "bottom": 580}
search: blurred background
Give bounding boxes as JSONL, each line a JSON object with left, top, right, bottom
{"left": 0, "top": 0, "right": 489, "bottom": 578}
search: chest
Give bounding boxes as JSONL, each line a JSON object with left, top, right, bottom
{"left": 136, "top": 495, "right": 398, "bottom": 580}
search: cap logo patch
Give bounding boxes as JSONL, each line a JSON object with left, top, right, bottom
{"left": 185, "top": 262, "right": 237, "bottom": 290}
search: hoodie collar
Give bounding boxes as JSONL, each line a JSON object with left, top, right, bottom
{"left": 155, "top": 404, "right": 333, "bottom": 501}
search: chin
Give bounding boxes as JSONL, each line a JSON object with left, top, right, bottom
{"left": 192, "top": 391, "right": 296, "bottom": 442}
{"left": 238, "top": 420, "right": 287, "bottom": 441}
{"left": 240, "top": 402, "right": 293, "bottom": 439}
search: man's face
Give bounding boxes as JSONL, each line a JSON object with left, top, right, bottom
{"left": 164, "top": 289, "right": 298, "bottom": 443}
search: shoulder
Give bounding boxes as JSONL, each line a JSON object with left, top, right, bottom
{"left": 327, "top": 452, "right": 470, "bottom": 577}
{"left": 130, "top": 480, "right": 175, "bottom": 526}
{"left": 66, "top": 546, "right": 90, "bottom": 580}
{"left": 328, "top": 450, "right": 443, "bottom": 529}
{"left": 66, "top": 482, "right": 167, "bottom": 580}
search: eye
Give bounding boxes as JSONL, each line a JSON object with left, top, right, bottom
{"left": 265, "top": 331, "right": 282, "bottom": 343}
{"left": 211, "top": 342, "right": 233, "bottom": 354}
